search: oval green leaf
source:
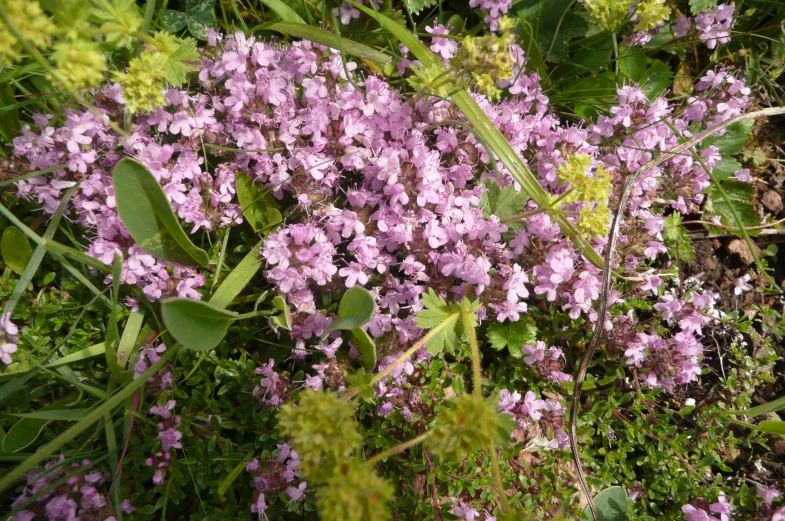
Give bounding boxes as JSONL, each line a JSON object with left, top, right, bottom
{"left": 113, "top": 158, "right": 209, "bottom": 266}
{"left": 325, "top": 286, "right": 377, "bottom": 333}
{"left": 236, "top": 173, "right": 282, "bottom": 233}
{"left": 1, "top": 226, "right": 32, "bottom": 276}
{"left": 161, "top": 298, "right": 237, "bottom": 351}
{"left": 350, "top": 328, "right": 377, "bottom": 372}
{"left": 2, "top": 418, "right": 49, "bottom": 453}
{"left": 581, "top": 486, "right": 629, "bottom": 521}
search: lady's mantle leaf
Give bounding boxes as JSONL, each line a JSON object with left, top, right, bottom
{"left": 414, "top": 290, "right": 479, "bottom": 354}
{"left": 486, "top": 318, "right": 537, "bottom": 358}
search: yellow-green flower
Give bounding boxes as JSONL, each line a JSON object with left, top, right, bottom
{"left": 316, "top": 461, "right": 394, "bottom": 521}
{"left": 583, "top": 0, "right": 630, "bottom": 31}
{"left": 50, "top": 40, "right": 107, "bottom": 91}
{"left": 0, "top": 0, "right": 56, "bottom": 65}
{"left": 277, "top": 389, "right": 362, "bottom": 482}
{"left": 633, "top": 0, "right": 671, "bottom": 32}
{"left": 112, "top": 50, "right": 168, "bottom": 113}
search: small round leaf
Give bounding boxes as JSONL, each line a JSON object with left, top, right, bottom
{"left": 161, "top": 298, "right": 237, "bottom": 351}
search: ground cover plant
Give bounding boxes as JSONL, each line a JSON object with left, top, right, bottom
{"left": 1, "top": 0, "right": 785, "bottom": 519}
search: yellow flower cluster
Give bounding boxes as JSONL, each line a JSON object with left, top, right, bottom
{"left": 51, "top": 40, "right": 108, "bottom": 91}
{"left": 583, "top": 0, "right": 671, "bottom": 32}
{"left": 0, "top": 0, "right": 56, "bottom": 66}
{"left": 555, "top": 153, "right": 614, "bottom": 239}
{"left": 112, "top": 51, "right": 169, "bottom": 114}
{"left": 451, "top": 17, "right": 516, "bottom": 100}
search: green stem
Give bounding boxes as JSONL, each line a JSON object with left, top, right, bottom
{"left": 366, "top": 432, "right": 431, "bottom": 466}
{"left": 489, "top": 441, "right": 513, "bottom": 513}
{"left": 344, "top": 314, "right": 459, "bottom": 400}
{"left": 500, "top": 206, "right": 551, "bottom": 224}
{"left": 462, "top": 312, "right": 482, "bottom": 397}
{"left": 0, "top": 164, "right": 69, "bottom": 187}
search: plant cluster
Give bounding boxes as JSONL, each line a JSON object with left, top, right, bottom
{"left": 1, "top": 0, "right": 785, "bottom": 520}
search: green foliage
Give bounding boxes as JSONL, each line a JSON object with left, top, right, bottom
{"left": 702, "top": 180, "right": 762, "bottom": 234}
{"left": 486, "top": 317, "right": 537, "bottom": 357}
{"left": 235, "top": 173, "right": 283, "bottom": 233}
{"left": 513, "top": 0, "right": 588, "bottom": 62}
{"left": 480, "top": 180, "right": 530, "bottom": 227}
{"left": 1, "top": 227, "right": 32, "bottom": 276}
{"left": 160, "top": 298, "right": 237, "bottom": 351}
{"left": 414, "top": 290, "right": 479, "bottom": 354}
{"left": 325, "top": 286, "right": 378, "bottom": 371}
{"left": 316, "top": 461, "right": 395, "bottom": 521}
{"left": 277, "top": 390, "right": 362, "bottom": 482}
{"left": 689, "top": 0, "right": 718, "bottom": 15}
{"left": 580, "top": 486, "right": 629, "bottom": 521}
{"left": 113, "top": 158, "right": 209, "bottom": 266}
{"left": 663, "top": 214, "right": 695, "bottom": 262}
{"left": 163, "top": 0, "right": 217, "bottom": 40}
{"left": 426, "top": 394, "right": 503, "bottom": 462}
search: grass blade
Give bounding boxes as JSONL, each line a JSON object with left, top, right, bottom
{"left": 260, "top": 22, "right": 392, "bottom": 64}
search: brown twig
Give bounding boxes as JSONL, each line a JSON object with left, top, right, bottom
{"left": 568, "top": 106, "right": 785, "bottom": 521}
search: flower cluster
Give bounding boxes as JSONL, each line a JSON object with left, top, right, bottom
{"left": 245, "top": 443, "right": 305, "bottom": 519}
{"left": 469, "top": 0, "right": 513, "bottom": 32}
{"left": 0, "top": 312, "right": 19, "bottom": 365}
{"left": 497, "top": 389, "right": 570, "bottom": 449}
{"left": 146, "top": 399, "right": 183, "bottom": 485}
{"left": 620, "top": 289, "right": 716, "bottom": 388}
{"left": 681, "top": 492, "right": 732, "bottom": 521}
{"left": 521, "top": 341, "right": 573, "bottom": 383}
{"left": 673, "top": 4, "right": 736, "bottom": 50}
{"left": 10, "top": 456, "right": 134, "bottom": 521}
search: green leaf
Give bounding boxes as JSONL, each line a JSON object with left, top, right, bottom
{"left": 619, "top": 46, "right": 646, "bottom": 82}
{"left": 161, "top": 9, "right": 188, "bottom": 32}
{"left": 404, "top": 0, "right": 438, "bottom": 15}
{"left": 210, "top": 241, "right": 263, "bottom": 308}
{"left": 581, "top": 486, "right": 629, "bottom": 521}
{"left": 712, "top": 157, "right": 742, "bottom": 181}
{"left": 1, "top": 227, "right": 32, "bottom": 276}
{"left": 486, "top": 318, "right": 537, "bottom": 358}
{"left": 185, "top": 0, "right": 214, "bottom": 15}
{"left": 758, "top": 421, "right": 785, "bottom": 437}
{"left": 702, "top": 119, "right": 754, "bottom": 155}
{"left": 514, "top": 0, "right": 588, "bottom": 63}
{"left": 689, "top": 0, "right": 718, "bottom": 15}
{"left": 480, "top": 180, "right": 530, "bottom": 227}
{"left": 161, "top": 298, "right": 237, "bottom": 351}
{"left": 350, "top": 328, "right": 377, "bottom": 371}
{"left": 729, "top": 395, "right": 785, "bottom": 417}
{"left": 113, "top": 158, "right": 209, "bottom": 266}
{"left": 664, "top": 213, "right": 694, "bottom": 262}
{"left": 325, "top": 286, "right": 377, "bottom": 333}
{"left": 235, "top": 173, "right": 282, "bottom": 233}
{"left": 268, "top": 294, "right": 292, "bottom": 332}
{"left": 414, "top": 290, "right": 464, "bottom": 354}
{"left": 2, "top": 418, "right": 48, "bottom": 453}
{"left": 10, "top": 409, "right": 89, "bottom": 421}
{"left": 187, "top": 9, "right": 217, "bottom": 40}
{"left": 260, "top": 0, "right": 305, "bottom": 23}
{"left": 262, "top": 22, "right": 391, "bottom": 64}
{"left": 702, "top": 181, "right": 761, "bottom": 235}
{"left": 217, "top": 460, "right": 248, "bottom": 502}
{"left": 0, "top": 82, "right": 20, "bottom": 143}
{"left": 640, "top": 60, "right": 673, "bottom": 100}
{"left": 162, "top": 37, "right": 200, "bottom": 86}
